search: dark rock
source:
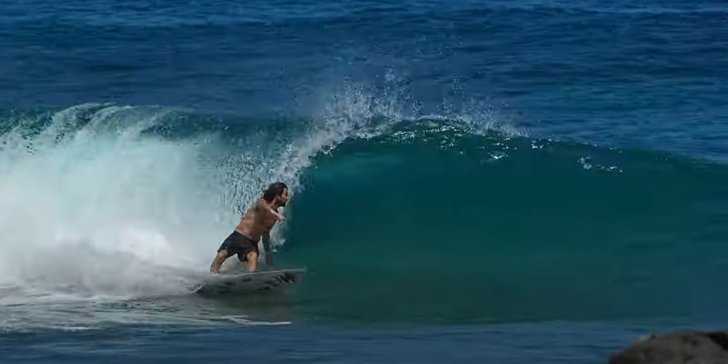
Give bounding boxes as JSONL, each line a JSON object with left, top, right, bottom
{"left": 610, "top": 331, "right": 728, "bottom": 364}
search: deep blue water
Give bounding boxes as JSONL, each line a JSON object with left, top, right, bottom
{"left": 0, "top": 320, "right": 713, "bottom": 364}
{"left": 1, "top": 0, "right": 728, "bottom": 363}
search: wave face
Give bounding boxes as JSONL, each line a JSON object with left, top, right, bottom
{"left": 282, "top": 124, "right": 728, "bottom": 323}
{"left": 1, "top": 101, "right": 727, "bottom": 327}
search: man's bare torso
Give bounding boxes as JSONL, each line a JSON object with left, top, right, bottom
{"left": 234, "top": 199, "right": 279, "bottom": 241}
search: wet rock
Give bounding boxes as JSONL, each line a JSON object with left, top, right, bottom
{"left": 610, "top": 331, "right": 728, "bottom": 364}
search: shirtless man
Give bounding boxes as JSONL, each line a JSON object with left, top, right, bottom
{"left": 209, "top": 182, "right": 289, "bottom": 273}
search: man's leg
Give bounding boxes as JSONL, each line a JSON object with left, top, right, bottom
{"left": 245, "top": 251, "right": 258, "bottom": 272}
{"left": 210, "top": 250, "right": 230, "bottom": 273}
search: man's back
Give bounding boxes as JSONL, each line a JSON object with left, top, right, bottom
{"left": 235, "top": 199, "right": 278, "bottom": 241}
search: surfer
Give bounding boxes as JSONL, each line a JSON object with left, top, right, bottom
{"left": 209, "top": 182, "right": 289, "bottom": 273}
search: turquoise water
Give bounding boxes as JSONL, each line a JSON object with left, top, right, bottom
{"left": 283, "top": 124, "right": 728, "bottom": 323}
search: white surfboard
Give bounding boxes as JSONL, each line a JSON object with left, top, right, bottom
{"left": 193, "top": 268, "right": 306, "bottom": 296}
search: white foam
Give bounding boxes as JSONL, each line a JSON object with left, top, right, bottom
{"left": 0, "top": 104, "right": 230, "bottom": 301}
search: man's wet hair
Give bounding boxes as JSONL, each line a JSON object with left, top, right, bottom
{"left": 263, "top": 182, "right": 288, "bottom": 202}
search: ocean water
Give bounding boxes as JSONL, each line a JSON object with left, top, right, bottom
{"left": 1, "top": 0, "right": 728, "bottom": 363}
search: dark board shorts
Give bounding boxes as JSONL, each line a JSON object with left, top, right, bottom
{"left": 218, "top": 231, "right": 259, "bottom": 262}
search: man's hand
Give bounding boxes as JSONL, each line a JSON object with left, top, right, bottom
{"left": 262, "top": 233, "right": 274, "bottom": 266}
{"left": 265, "top": 250, "right": 273, "bottom": 266}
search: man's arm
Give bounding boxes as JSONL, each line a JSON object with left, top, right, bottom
{"left": 256, "top": 200, "right": 285, "bottom": 221}
{"left": 262, "top": 232, "right": 273, "bottom": 266}
{"left": 268, "top": 208, "right": 285, "bottom": 221}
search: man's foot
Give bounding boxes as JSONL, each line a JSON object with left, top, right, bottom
{"left": 246, "top": 251, "right": 258, "bottom": 272}
{"left": 210, "top": 251, "right": 228, "bottom": 273}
